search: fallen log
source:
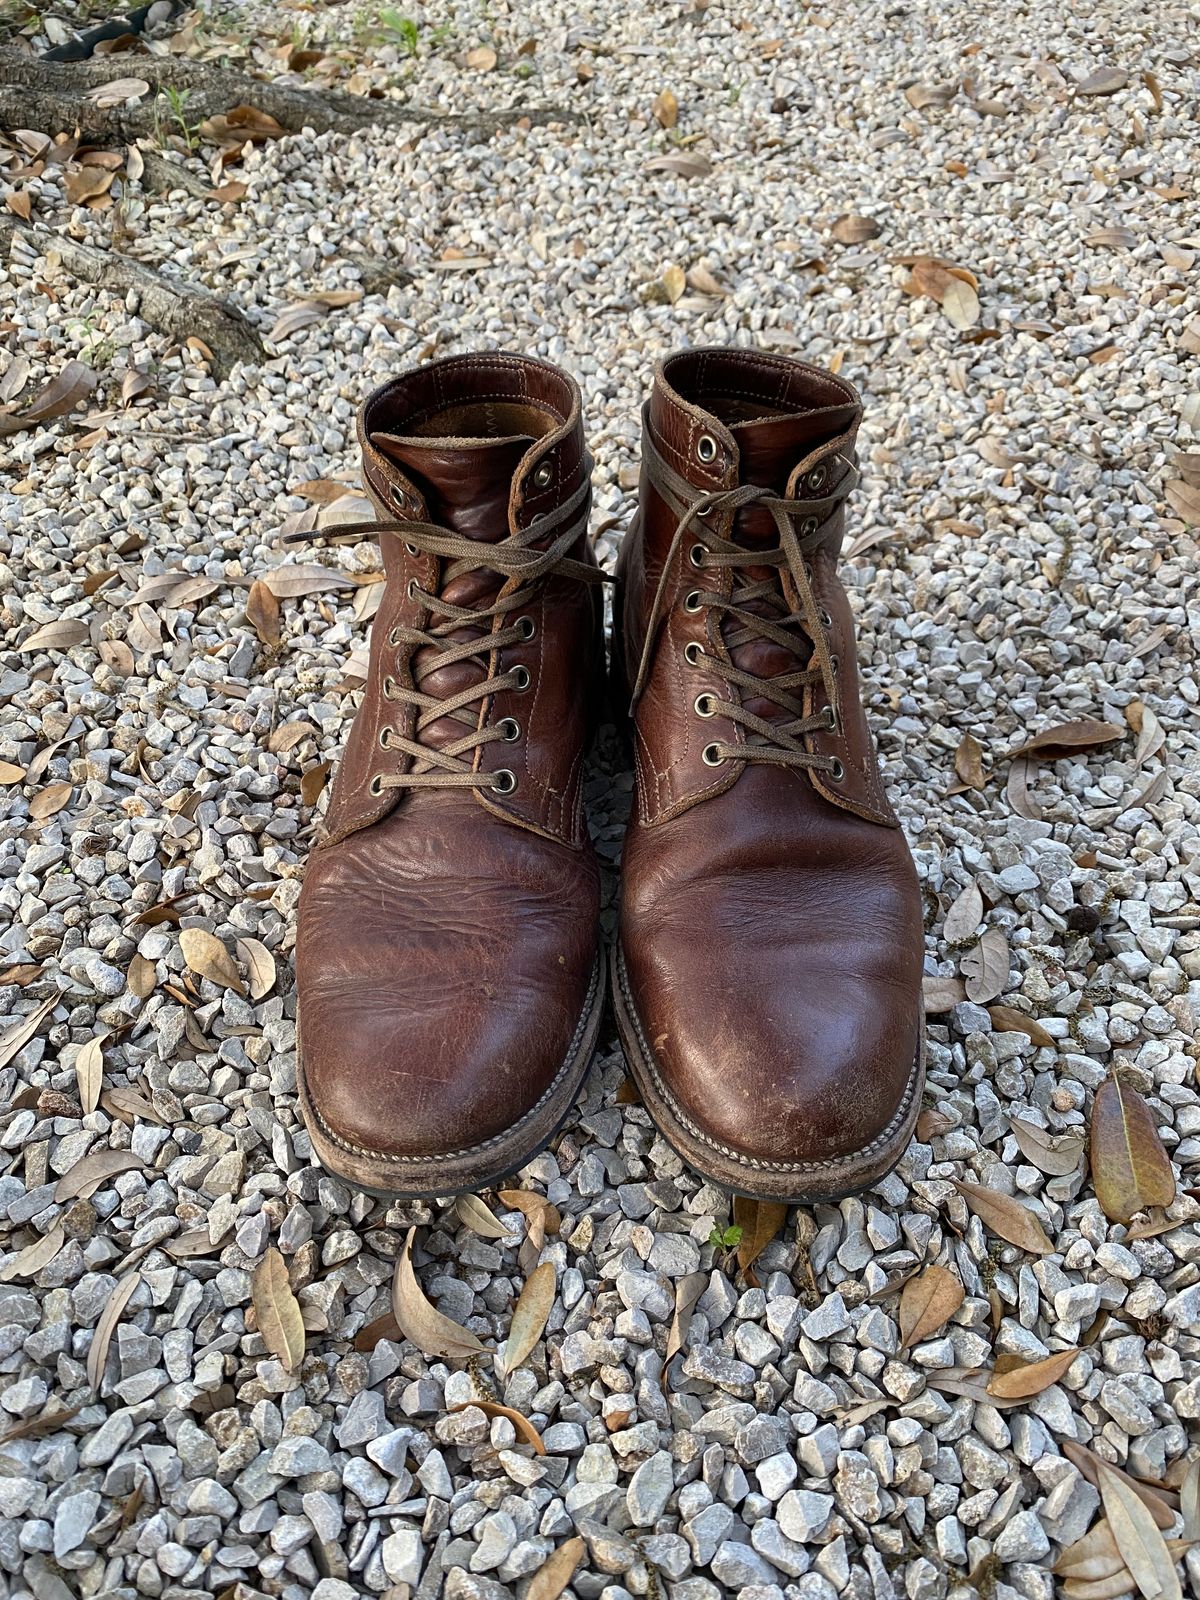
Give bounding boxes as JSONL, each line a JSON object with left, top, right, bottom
{"left": 0, "top": 48, "right": 576, "bottom": 145}
{"left": 1, "top": 215, "right": 265, "bottom": 377}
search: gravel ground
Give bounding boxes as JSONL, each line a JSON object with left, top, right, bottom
{"left": 2, "top": 3, "right": 1199, "bottom": 1599}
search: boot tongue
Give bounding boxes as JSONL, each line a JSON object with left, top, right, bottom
{"left": 373, "top": 432, "right": 533, "bottom": 540}
{"left": 730, "top": 402, "right": 859, "bottom": 493}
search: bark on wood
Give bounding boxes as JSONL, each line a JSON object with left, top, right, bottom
{"left": 1, "top": 215, "right": 264, "bottom": 377}
{"left": 0, "top": 49, "right": 576, "bottom": 145}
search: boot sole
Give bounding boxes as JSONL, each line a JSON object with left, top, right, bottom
{"left": 611, "top": 943, "right": 925, "bottom": 1205}
{"left": 297, "top": 953, "right": 606, "bottom": 1201}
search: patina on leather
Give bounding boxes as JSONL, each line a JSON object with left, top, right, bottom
{"left": 612, "top": 346, "right": 924, "bottom": 1201}
{"left": 295, "top": 352, "right": 606, "bottom": 1196}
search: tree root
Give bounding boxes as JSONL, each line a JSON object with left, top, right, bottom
{"left": 1, "top": 215, "right": 265, "bottom": 378}
{"left": 0, "top": 48, "right": 576, "bottom": 146}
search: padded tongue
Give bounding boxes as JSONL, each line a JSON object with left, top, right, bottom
{"left": 730, "top": 403, "right": 860, "bottom": 492}
{"left": 373, "top": 432, "right": 534, "bottom": 541}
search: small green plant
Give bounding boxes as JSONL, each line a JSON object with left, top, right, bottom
{"left": 68, "top": 312, "right": 116, "bottom": 370}
{"left": 374, "top": 8, "right": 420, "bottom": 53}
{"left": 152, "top": 86, "right": 201, "bottom": 152}
{"left": 708, "top": 1224, "right": 743, "bottom": 1251}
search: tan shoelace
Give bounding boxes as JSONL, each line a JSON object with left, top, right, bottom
{"left": 632, "top": 435, "right": 859, "bottom": 776}
{"left": 298, "top": 474, "right": 608, "bottom": 795}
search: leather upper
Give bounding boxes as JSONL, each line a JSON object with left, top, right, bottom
{"left": 616, "top": 347, "right": 924, "bottom": 1166}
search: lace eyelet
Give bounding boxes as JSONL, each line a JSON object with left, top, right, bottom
{"left": 694, "top": 694, "right": 716, "bottom": 718}
{"left": 369, "top": 774, "right": 384, "bottom": 796}
{"left": 801, "top": 517, "right": 819, "bottom": 537}
{"left": 689, "top": 543, "right": 706, "bottom": 568}
{"left": 683, "top": 641, "right": 704, "bottom": 666}
{"left": 823, "top": 706, "right": 838, "bottom": 733}
{"left": 383, "top": 676, "right": 397, "bottom": 699}
{"left": 684, "top": 591, "right": 703, "bottom": 614}
{"left": 805, "top": 465, "right": 828, "bottom": 493}
{"left": 493, "top": 768, "right": 517, "bottom": 795}
{"left": 532, "top": 460, "right": 554, "bottom": 489}
{"left": 830, "top": 654, "right": 840, "bottom": 673}
{"left": 387, "top": 627, "right": 402, "bottom": 647}
{"left": 378, "top": 726, "right": 392, "bottom": 750}
{"left": 819, "top": 608, "right": 833, "bottom": 628}
{"left": 517, "top": 616, "right": 536, "bottom": 641}
{"left": 405, "top": 542, "right": 418, "bottom": 557}
{"left": 828, "top": 758, "right": 845, "bottom": 782}
{"left": 406, "top": 579, "right": 418, "bottom": 601}
{"left": 498, "top": 717, "right": 520, "bottom": 742}
{"left": 701, "top": 742, "right": 725, "bottom": 767}
{"left": 512, "top": 664, "right": 531, "bottom": 691}
{"left": 696, "top": 434, "right": 718, "bottom": 464}
{"left": 696, "top": 502, "right": 713, "bottom": 519}
{"left": 388, "top": 484, "right": 411, "bottom": 515}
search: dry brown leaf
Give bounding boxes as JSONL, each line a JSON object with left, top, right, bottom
{"left": 269, "top": 302, "right": 326, "bottom": 344}
{"left": 733, "top": 1196, "right": 788, "bottom": 1278}
{"left": 252, "top": 1247, "right": 306, "bottom": 1370}
{"left": 905, "top": 82, "right": 957, "bottom": 109}
{"left": 1009, "top": 1115, "right": 1085, "bottom": 1176}
{"left": 899, "top": 1264, "right": 964, "bottom": 1348}
{"left": 199, "top": 104, "right": 285, "bottom": 144}
{"left": 643, "top": 152, "right": 712, "bottom": 179}
{"left": 31, "top": 782, "right": 75, "bottom": 820}
{"left": 987, "top": 1346, "right": 1079, "bottom": 1398}
{"left": 88, "top": 1269, "right": 140, "bottom": 1390}
{"left": 652, "top": 88, "right": 679, "bottom": 128}
{"left": 393, "top": 1227, "right": 486, "bottom": 1359}
{"left": 1181, "top": 1456, "right": 1199, "bottom": 1541}
{"left": 0, "top": 1221, "right": 65, "bottom": 1282}
{"left": 455, "top": 1194, "right": 509, "bottom": 1240}
{"left": 614, "top": 1076, "right": 642, "bottom": 1104}
{"left": 236, "top": 937, "right": 276, "bottom": 1001}
{"left": 942, "top": 277, "right": 981, "bottom": 329}
{"left": 922, "top": 975, "right": 966, "bottom": 1012}
{"left": 245, "top": 579, "right": 281, "bottom": 646}
{"left": 0, "top": 355, "right": 29, "bottom": 404}
{"left": 1165, "top": 479, "right": 1200, "bottom": 525}
{"left": 300, "top": 761, "right": 331, "bottom": 806}
{"left": 0, "top": 1402, "right": 82, "bottom": 1445}
{"left": 662, "top": 264, "right": 686, "bottom": 303}
{"left": 0, "top": 993, "right": 56, "bottom": 1071}
{"left": 1086, "top": 226, "right": 1137, "bottom": 250}
{"left": 686, "top": 263, "right": 725, "bottom": 297}
{"left": 953, "top": 1179, "right": 1055, "bottom": 1254}
{"left": 208, "top": 180, "right": 247, "bottom": 202}
{"left": 17, "top": 618, "right": 88, "bottom": 653}
{"left": 64, "top": 165, "right": 116, "bottom": 204}
{"left": 831, "top": 213, "right": 882, "bottom": 244}
{"left": 127, "top": 952, "right": 157, "bottom": 999}
{"left": 925, "top": 1364, "right": 1026, "bottom": 1409}
{"left": 74, "top": 1033, "right": 105, "bottom": 1116}
{"left": 465, "top": 44, "right": 498, "bottom": 71}
{"left": 498, "top": 1190, "right": 561, "bottom": 1233}
{"left": 83, "top": 77, "right": 150, "bottom": 106}
{"left": 53, "top": 1148, "right": 143, "bottom": 1203}
{"left": 101, "top": 1086, "right": 164, "bottom": 1127}
{"left": 0, "top": 759, "right": 25, "bottom": 784}
{"left": 263, "top": 563, "right": 356, "bottom": 598}
{"left": 989, "top": 1007, "right": 1056, "bottom": 1049}
{"left": 1097, "top": 1461, "right": 1183, "bottom": 1600}
{"left": 5, "top": 188, "right": 32, "bottom": 221}
{"left": 180, "top": 927, "right": 245, "bottom": 996}
{"left": 1179, "top": 322, "right": 1200, "bottom": 357}
{"left": 1006, "top": 756, "right": 1042, "bottom": 820}
{"left": 1077, "top": 68, "right": 1128, "bottom": 96}
{"left": 1090, "top": 1074, "right": 1176, "bottom": 1225}
{"left": 449, "top": 1399, "right": 544, "bottom": 1453}
{"left": 291, "top": 477, "right": 357, "bottom": 504}
{"left": 269, "top": 721, "right": 318, "bottom": 754}
{"left": 353, "top": 1310, "right": 402, "bottom": 1351}
{"left": 954, "top": 734, "right": 985, "bottom": 789}
{"left": 502, "top": 1261, "right": 556, "bottom": 1376}
{"left": 1011, "top": 719, "right": 1124, "bottom": 761}
{"left": 961, "top": 927, "right": 1009, "bottom": 1004}
{"left": 1062, "top": 1440, "right": 1177, "bottom": 1530}
{"left": 527, "top": 1537, "right": 586, "bottom": 1600}
{"left": 916, "top": 1107, "right": 955, "bottom": 1140}
{"left": 663, "top": 1271, "right": 707, "bottom": 1377}
{"left": 1055, "top": 1517, "right": 1126, "bottom": 1578}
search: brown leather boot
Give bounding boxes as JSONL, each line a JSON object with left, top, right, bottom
{"left": 611, "top": 348, "right": 924, "bottom": 1202}
{"left": 295, "top": 353, "right": 607, "bottom": 1198}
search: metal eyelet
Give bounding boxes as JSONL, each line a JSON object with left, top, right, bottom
{"left": 689, "top": 544, "right": 706, "bottom": 568}
{"left": 684, "top": 591, "right": 703, "bottom": 614}
{"left": 532, "top": 460, "right": 554, "bottom": 489}
{"left": 406, "top": 579, "right": 418, "bottom": 601}
{"left": 823, "top": 706, "right": 838, "bottom": 732}
{"left": 801, "top": 517, "right": 819, "bottom": 537}
{"left": 512, "top": 664, "right": 531, "bottom": 691}
{"left": 383, "top": 675, "right": 397, "bottom": 699}
{"left": 696, "top": 434, "right": 718, "bottom": 464}
{"left": 684, "top": 641, "right": 704, "bottom": 666}
{"left": 830, "top": 654, "right": 840, "bottom": 673}
{"left": 696, "top": 502, "right": 713, "bottom": 518}
{"left": 378, "top": 726, "right": 392, "bottom": 750}
{"left": 387, "top": 627, "right": 402, "bottom": 647}
{"left": 405, "top": 542, "right": 418, "bottom": 556}
{"left": 805, "top": 465, "right": 827, "bottom": 493}
{"left": 818, "top": 608, "right": 833, "bottom": 628}
{"left": 517, "top": 616, "right": 536, "bottom": 640}
{"left": 828, "top": 758, "right": 845, "bottom": 782}
{"left": 493, "top": 769, "right": 517, "bottom": 795}
{"left": 694, "top": 694, "right": 716, "bottom": 718}
{"left": 498, "top": 717, "right": 520, "bottom": 742}
{"left": 701, "top": 742, "right": 725, "bottom": 767}
{"left": 369, "top": 774, "right": 385, "bottom": 796}
{"left": 388, "top": 485, "right": 411, "bottom": 514}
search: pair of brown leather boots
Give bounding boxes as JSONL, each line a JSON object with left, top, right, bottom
{"left": 293, "top": 348, "right": 924, "bottom": 1205}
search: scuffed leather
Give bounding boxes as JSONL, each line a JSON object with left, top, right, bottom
{"left": 616, "top": 347, "right": 924, "bottom": 1166}
{"left": 296, "top": 353, "right": 603, "bottom": 1166}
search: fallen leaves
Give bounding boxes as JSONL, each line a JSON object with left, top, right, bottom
{"left": 643, "top": 152, "right": 712, "bottom": 179}
{"left": 943, "top": 882, "right": 984, "bottom": 945}
{"left": 17, "top": 618, "right": 89, "bottom": 653}
{"left": 988, "top": 1006, "right": 1056, "bottom": 1050}
{"left": 235, "top": 937, "right": 276, "bottom": 1001}
{"left": 1009, "top": 1115, "right": 1085, "bottom": 1176}
{"left": 74, "top": 1033, "right": 106, "bottom": 1116}
{"left": 179, "top": 928, "right": 245, "bottom": 996}
{"left": 901, "top": 257, "right": 980, "bottom": 329}
{"left": 501, "top": 1261, "right": 555, "bottom": 1376}
{"left": 1011, "top": 719, "right": 1124, "bottom": 761}
{"left": 262, "top": 563, "right": 357, "bottom": 598}
{"left": 245, "top": 579, "right": 281, "bottom": 646}
{"left": 0, "top": 1222, "right": 64, "bottom": 1282}
{"left": 1097, "top": 1462, "right": 1183, "bottom": 1600}
{"left": 527, "top": 1537, "right": 586, "bottom": 1600}
{"left": 449, "top": 1399, "right": 544, "bottom": 1453}
{"left": 1077, "top": 67, "right": 1128, "bottom": 96}
{"left": 960, "top": 926, "right": 1010, "bottom": 1004}
{"left": 1164, "top": 478, "right": 1200, "bottom": 525}
{"left": 83, "top": 77, "right": 151, "bottom": 107}
{"left": 0, "top": 360, "right": 96, "bottom": 436}
{"left": 922, "top": 975, "right": 966, "bottom": 1012}
{"left": 953, "top": 1179, "right": 1055, "bottom": 1254}
{"left": 0, "top": 992, "right": 57, "bottom": 1071}
{"left": 830, "top": 214, "right": 882, "bottom": 245}
{"left": 732, "top": 1197, "right": 788, "bottom": 1280}
{"left": 661, "top": 263, "right": 686, "bottom": 304}
{"left": 392, "top": 1227, "right": 486, "bottom": 1360}
{"left": 29, "top": 782, "right": 74, "bottom": 822}
{"left": 252, "top": 1247, "right": 306, "bottom": 1372}
{"left": 953, "top": 733, "right": 985, "bottom": 790}
{"left": 652, "top": 88, "right": 679, "bottom": 129}
{"left": 455, "top": 1194, "right": 508, "bottom": 1240}
{"left": 55, "top": 1149, "right": 144, "bottom": 1204}
{"left": 88, "top": 1270, "right": 141, "bottom": 1390}
{"left": 465, "top": 45, "right": 498, "bottom": 72}
{"left": 663, "top": 1271, "right": 707, "bottom": 1378}
{"left": 898, "top": 1264, "right": 964, "bottom": 1348}
{"left": 1090, "top": 1074, "right": 1176, "bottom": 1225}
{"left": 987, "top": 1346, "right": 1079, "bottom": 1398}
